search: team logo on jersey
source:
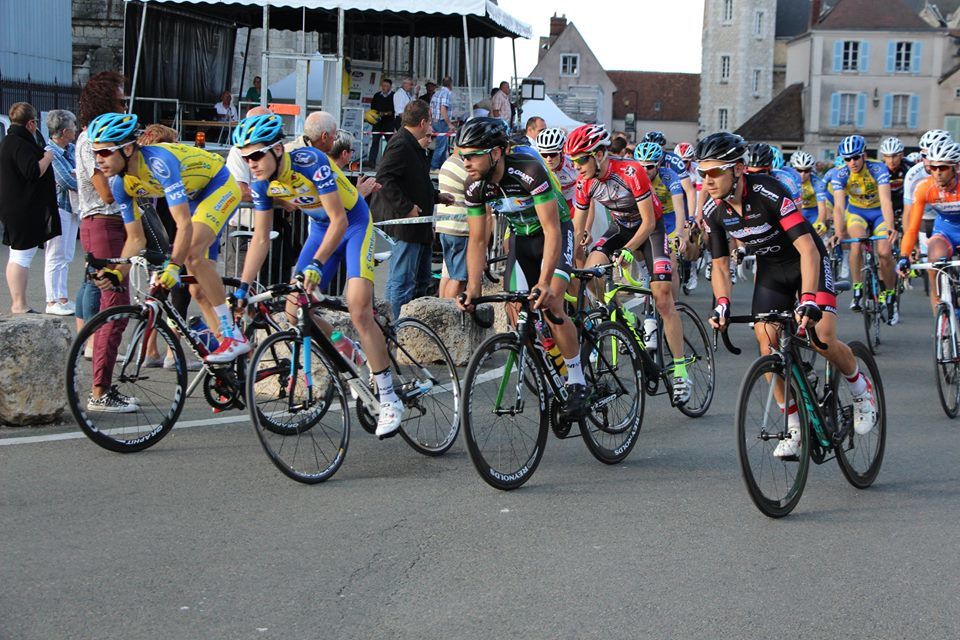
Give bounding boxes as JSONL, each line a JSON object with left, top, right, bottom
{"left": 149, "top": 158, "right": 171, "bottom": 180}
{"left": 729, "top": 223, "right": 772, "bottom": 239}
{"left": 780, "top": 198, "right": 797, "bottom": 216}
{"left": 507, "top": 167, "right": 534, "bottom": 185}
{"left": 313, "top": 165, "right": 332, "bottom": 182}
{"left": 531, "top": 182, "right": 550, "bottom": 196}
{"left": 135, "top": 187, "right": 150, "bottom": 197}
{"left": 752, "top": 183, "right": 780, "bottom": 201}
{"left": 292, "top": 150, "right": 314, "bottom": 166}
{"left": 624, "top": 165, "right": 637, "bottom": 177}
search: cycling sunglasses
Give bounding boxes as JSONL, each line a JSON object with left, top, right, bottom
{"left": 541, "top": 152, "right": 561, "bottom": 159}
{"left": 797, "top": 168, "right": 813, "bottom": 173}
{"left": 843, "top": 154, "right": 863, "bottom": 162}
{"left": 928, "top": 164, "right": 955, "bottom": 172}
{"left": 458, "top": 148, "right": 495, "bottom": 160}
{"left": 571, "top": 154, "right": 596, "bottom": 166}
{"left": 240, "top": 144, "right": 279, "bottom": 162}
{"left": 639, "top": 163, "right": 659, "bottom": 171}
{"left": 696, "top": 162, "right": 738, "bottom": 179}
{"left": 93, "top": 143, "right": 130, "bottom": 158}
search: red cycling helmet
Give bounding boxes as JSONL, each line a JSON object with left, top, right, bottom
{"left": 674, "top": 142, "right": 695, "bottom": 161}
{"left": 564, "top": 124, "right": 612, "bottom": 157}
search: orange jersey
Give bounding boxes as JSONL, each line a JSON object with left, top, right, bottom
{"left": 901, "top": 175, "right": 960, "bottom": 256}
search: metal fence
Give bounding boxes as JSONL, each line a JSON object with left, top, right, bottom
{"left": 0, "top": 74, "right": 80, "bottom": 114}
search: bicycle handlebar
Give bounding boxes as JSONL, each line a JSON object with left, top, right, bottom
{"left": 457, "top": 290, "right": 565, "bottom": 327}
{"left": 714, "top": 312, "right": 828, "bottom": 354}
{"left": 839, "top": 236, "right": 888, "bottom": 245}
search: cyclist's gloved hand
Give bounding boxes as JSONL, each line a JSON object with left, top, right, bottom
{"left": 99, "top": 267, "right": 123, "bottom": 289}
{"left": 616, "top": 248, "right": 634, "bottom": 266}
{"left": 302, "top": 259, "right": 323, "bottom": 291}
{"left": 711, "top": 296, "right": 730, "bottom": 329}
{"left": 813, "top": 221, "right": 828, "bottom": 235}
{"left": 232, "top": 282, "right": 250, "bottom": 308}
{"left": 795, "top": 293, "right": 822, "bottom": 323}
{"left": 734, "top": 247, "right": 747, "bottom": 265}
{"left": 158, "top": 261, "right": 182, "bottom": 290}
{"left": 897, "top": 256, "right": 910, "bottom": 275}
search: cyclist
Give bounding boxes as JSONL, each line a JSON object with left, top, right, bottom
{"left": 899, "top": 139, "right": 960, "bottom": 314}
{"left": 570, "top": 124, "right": 692, "bottom": 405}
{"left": 698, "top": 132, "right": 877, "bottom": 457}
{"left": 456, "top": 117, "right": 588, "bottom": 416}
{"left": 831, "top": 134, "right": 898, "bottom": 324}
{"left": 879, "top": 136, "right": 914, "bottom": 233}
{"left": 635, "top": 141, "right": 688, "bottom": 297}
{"left": 535, "top": 127, "right": 585, "bottom": 264}
{"left": 643, "top": 131, "right": 697, "bottom": 217}
{"left": 904, "top": 129, "right": 954, "bottom": 257}
{"left": 231, "top": 112, "right": 406, "bottom": 437}
{"left": 88, "top": 113, "right": 249, "bottom": 372}
{"left": 746, "top": 143, "right": 802, "bottom": 203}
{"left": 674, "top": 141, "right": 703, "bottom": 291}
{"left": 772, "top": 146, "right": 804, "bottom": 191}
{"left": 790, "top": 150, "right": 829, "bottom": 230}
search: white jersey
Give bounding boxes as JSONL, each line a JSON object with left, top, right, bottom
{"left": 904, "top": 162, "right": 935, "bottom": 220}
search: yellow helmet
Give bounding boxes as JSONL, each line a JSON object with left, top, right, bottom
{"left": 364, "top": 109, "right": 381, "bottom": 125}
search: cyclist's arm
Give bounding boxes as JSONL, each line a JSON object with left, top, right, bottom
{"left": 465, "top": 208, "right": 487, "bottom": 297}
{"left": 695, "top": 188, "right": 708, "bottom": 227}
{"left": 793, "top": 233, "right": 822, "bottom": 296}
{"left": 680, "top": 175, "right": 696, "bottom": 221}
{"left": 705, "top": 214, "right": 731, "bottom": 303}
{"left": 878, "top": 183, "right": 895, "bottom": 237}
{"left": 308, "top": 193, "right": 349, "bottom": 268}
{"left": 625, "top": 196, "right": 656, "bottom": 250}
{"left": 241, "top": 209, "right": 274, "bottom": 285}
{"left": 671, "top": 193, "right": 686, "bottom": 223}
{"left": 900, "top": 192, "right": 927, "bottom": 258}
{"left": 91, "top": 169, "right": 115, "bottom": 204}
{"left": 533, "top": 197, "right": 562, "bottom": 291}
{"left": 833, "top": 189, "right": 847, "bottom": 237}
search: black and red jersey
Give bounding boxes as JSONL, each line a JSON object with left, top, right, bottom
{"left": 574, "top": 157, "right": 661, "bottom": 228}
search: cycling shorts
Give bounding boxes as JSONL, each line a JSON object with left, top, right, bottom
{"left": 845, "top": 204, "right": 888, "bottom": 237}
{"left": 591, "top": 218, "right": 673, "bottom": 283}
{"left": 505, "top": 220, "right": 574, "bottom": 292}
{"left": 930, "top": 217, "right": 960, "bottom": 256}
{"left": 802, "top": 207, "right": 819, "bottom": 225}
{"left": 188, "top": 167, "right": 242, "bottom": 236}
{"left": 294, "top": 208, "right": 375, "bottom": 288}
{"left": 752, "top": 255, "right": 837, "bottom": 316}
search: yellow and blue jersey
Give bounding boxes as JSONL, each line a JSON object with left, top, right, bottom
{"left": 800, "top": 173, "right": 829, "bottom": 211}
{"left": 830, "top": 160, "right": 891, "bottom": 209}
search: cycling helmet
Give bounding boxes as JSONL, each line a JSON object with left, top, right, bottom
{"left": 771, "top": 147, "right": 785, "bottom": 170}
{"left": 233, "top": 114, "right": 284, "bottom": 147}
{"left": 87, "top": 112, "right": 139, "bottom": 144}
{"left": 674, "top": 142, "right": 695, "bottom": 160}
{"left": 564, "top": 124, "right": 612, "bottom": 157}
{"left": 642, "top": 131, "right": 667, "bottom": 146}
{"left": 535, "top": 127, "right": 567, "bottom": 154}
{"left": 694, "top": 132, "right": 747, "bottom": 163}
{"left": 925, "top": 139, "right": 960, "bottom": 165}
{"left": 746, "top": 143, "right": 776, "bottom": 168}
{"left": 455, "top": 116, "right": 509, "bottom": 149}
{"left": 833, "top": 155, "right": 845, "bottom": 168}
{"left": 919, "top": 129, "right": 952, "bottom": 151}
{"left": 838, "top": 135, "right": 866, "bottom": 158}
{"left": 879, "top": 137, "right": 905, "bottom": 155}
{"left": 906, "top": 151, "right": 922, "bottom": 164}
{"left": 790, "top": 150, "right": 816, "bottom": 171}
{"left": 633, "top": 142, "right": 664, "bottom": 163}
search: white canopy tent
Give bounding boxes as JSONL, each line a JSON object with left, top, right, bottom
{"left": 518, "top": 94, "right": 584, "bottom": 132}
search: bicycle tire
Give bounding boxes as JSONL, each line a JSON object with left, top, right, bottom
{"left": 660, "top": 302, "right": 716, "bottom": 418}
{"left": 65, "top": 305, "right": 187, "bottom": 453}
{"left": 461, "top": 332, "right": 549, "bottom": 490}
{"left": 736, "top": 355, "right": 810, "bottom": 518}
{"left": 934, "top": 305, "right": 960, "bottom": 419}
{"left": 578, "top": 321, "right": 644, "bottom": 464}
{"left": 246, "top": 330, "right": 349, "bottom": 484}
{"left": 834, "top": 341, "right": 886, "bottom": 488}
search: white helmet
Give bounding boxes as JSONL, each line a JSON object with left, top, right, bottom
{"left": 879, "top": 137, "right": 904, "bottom": 155}
{"left": 906, "top": 151, "right": 922, "bottom": 164}
{"left": 536, "top": 127, "right": 567, "bottom": 154}
{"left": 925, "top": 139, "right": 960, "bottom": 165}
{"left": 790, "top": 150, "right": 815, "bottom": 171}
{"left": 919, "top": 129, "right": 952, "bottom": 151}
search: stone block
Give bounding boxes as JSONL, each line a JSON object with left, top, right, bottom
{"left": 397, "top": 297, "right": 494, "bottom": 366}
{"left": 0, "top": 316, "right": 72, "bottom": 426}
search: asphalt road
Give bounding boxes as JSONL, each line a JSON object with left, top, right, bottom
{"left": 2, "top": 249, "right": 960, "bottom": 639}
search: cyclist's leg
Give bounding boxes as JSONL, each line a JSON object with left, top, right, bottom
{"left": 870, "top": 215, "right": 897, "bottom": 294}
{"left": 643, "top": 224, "right": 683, "bottom": 368}
{"left": 582, "top": 223, "right": 621, "bottom": 299}
{"left": 846, "top": 207, "right": 869, "bottom": 286}
{"left": 750, "top": 264, "right": 799, "bottom": 423}
{"left": 926, "top": 219, "right": 959, "bottom": 314}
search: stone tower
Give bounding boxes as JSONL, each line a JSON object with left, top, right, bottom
{"left": 699, "top": 0, "right": 777, "bottom": 135}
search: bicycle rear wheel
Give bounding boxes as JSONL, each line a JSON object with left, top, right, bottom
{"left": 933, "top": 305, "right": 960, "bottom": 418}
{"left": 736, "top": 355, "right": 810, "bottom": 518}
{"left": 579, "top": 321, "right": 644, "bottom": 464}
{"left": 462, "top": 333, "right": 549, "bottom": 490}
{"left": 659, "top": 302, "right": 716, "bottom": 418}
{"left": 65, "top": 305, "right": 187, "bottom": 453}
{"left": 834, "top": 341, "right": 886, "bottom": 487}
{"left": 246, "top": 330, "right": 349, "bottom": 484}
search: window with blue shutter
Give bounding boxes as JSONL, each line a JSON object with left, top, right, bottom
{"left": 883, "top": 94, "right": 893, "bottom": 128}
{"left": 830, "top": 92, "right": 841, "bottom": 127}
{"left": 859, "top": 41, "right": 870, "bottom": 72}
{"left": 856, "top": 93, "right": 867, "bottom": 127}
{"left": 833, "top": 41, "right": 844, "bottom": 73}
{"left": 912, "top": 41, "right": 923, "bottom": 74}
{"left": 909, "top": 94, "right": 920, "bottom": 128}
{"left": 886, "top": 42, "right": 896, "bottom": 73}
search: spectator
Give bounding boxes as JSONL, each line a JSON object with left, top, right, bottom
{"left": 43, "top": 109, "right": 80, "bottom": 316}
{"left": 608, "top": 136, "right": 628, "bottom": 158}
{"left": 473, "top": 96, "right": 492, "bottom": 118}
{"left": 374, "top": 99, "right": 454, "bottom": 317}
{"left": 491, "top": 81, "right": 512, "bottom": 126}
{"left": 436, "top": 149, "right": 471, "bottom": 298}
{"left": 331, "top": 129, "right": 381, "bottom": 199}
{"left": 392, "top": 78, "right": 416, "bottom": 129}
{"left": 0, "top": 102, "right": 59, "bottom": 314}
{"left": 430, "top": 76, "right": 454, "bottom": 170}
{"left": 214, "top": 91, "right": 238, "bottom": 121}
{"left": 419, "top": 81, "right": 437, "bottom": 106}
{"left": 368, "top": 78, "right": 395, "bottom": 168}
{"left": 243, "top": 76, "right": 273, "bottom": 104}
{"left": 525, "top": 116, "right": 546, "bottom": 147}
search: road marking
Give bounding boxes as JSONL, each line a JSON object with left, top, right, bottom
{"left": 0, "top": 414, "right": 248, "bottom": 447}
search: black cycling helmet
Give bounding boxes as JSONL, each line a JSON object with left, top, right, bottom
{"left": 642, "top": 131, "right": 667, "bottom": 146}
{"left": 455, "top": 117, "right": 509, "bottom": 149}
{"left": 746, "top": 143, "right": 776, "bottom": 168}
{"left": 695, "top": 132, "right": 747, "bottom": 163}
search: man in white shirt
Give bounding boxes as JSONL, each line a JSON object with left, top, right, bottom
{"left": 491, "top": 81, "right": 512, "bottom": 126}
{"left": 392, "top": 78, "right": 416, "bottom": 129}
{"left": 214, "top": 92, "right": 238, "bottom": 121}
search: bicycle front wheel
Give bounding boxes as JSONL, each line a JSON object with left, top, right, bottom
{"left": 862, "top": 277, "right": 880, "bottom": 354}
{"left": 736, "top": 355, "right": 810, "bottom": 518}
{"left": 579, "top": 321, "right": 644, "bottom": 464}
{"left": 65, "top": 305, "right": 187, "bottom": 453}
{"left": 462, "top": 333, "right": 549, "bottom": 490}
{"left": 834, "top": 341, "right": 886, "bottom": 488}
{"left": 660, "top": 302, "right": 716, "bottom": 418}
{"left": 933, "top": 305, "right": 960, "bottom": 418}
{"left": 246, "top": 330, "right": 349, "bottom": 484}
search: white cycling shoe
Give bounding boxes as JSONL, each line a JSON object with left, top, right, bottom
{"left": 852, "top": 384, "right": 877, "bottom": 435}
{"left": 375, "top": 399, "right": 405, "bottom": 438}
{"left": 773, "top": 426, "right": 802, "bottom": 459}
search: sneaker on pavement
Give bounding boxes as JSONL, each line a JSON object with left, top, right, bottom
{"left": 46, "top": 301, "right": 75, "bottom": 316}
{"left": 87, "top": 387, "right": 138, "bottom": 413}
{"left": 143, "top": 355, "right": 165, "bottom": 368}
{"left": 852, "top": 383, "right": 877, "bottom": 435}
{"left": 375, "top": 399, "right": 405, "bottom": 438}
{"left": 205, "top": 336, "right": 252, "bottom": 364}
{"left": 773, "top": 426, "right": 802, "bottom": 459}
{"left": 672, "top": 376, "right": 692, "bottom": 405}
{"left": 562, "top": 383, "right": 589, "bottom": 417}
{"left": 164, "top": 353, "right": 201, "bottom": 371}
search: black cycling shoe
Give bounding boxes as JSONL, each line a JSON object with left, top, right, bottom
{"left": 561, "top": 383, "right": 590, "bottom": 417}
{"left": 849, "top": 290, "right": 863, "bottom": 312}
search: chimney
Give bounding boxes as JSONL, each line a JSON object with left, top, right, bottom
{"left": 550, "top": 14, "right": 567, "bottom": 38}
{"left": 810, "top": 0, "right": 822, "bottom": 29}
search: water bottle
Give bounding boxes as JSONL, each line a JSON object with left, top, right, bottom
{"left": 331, "top": 331, "right": 365, "bottom": 369}
{"left": 535, "top": 320, "right": 567, "bottom": 376}
{"left": 188, "top": 316, "right": 219, "bottom": 352}
{"left": 643, "top": 315, "right": 659, "bottom": 352}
